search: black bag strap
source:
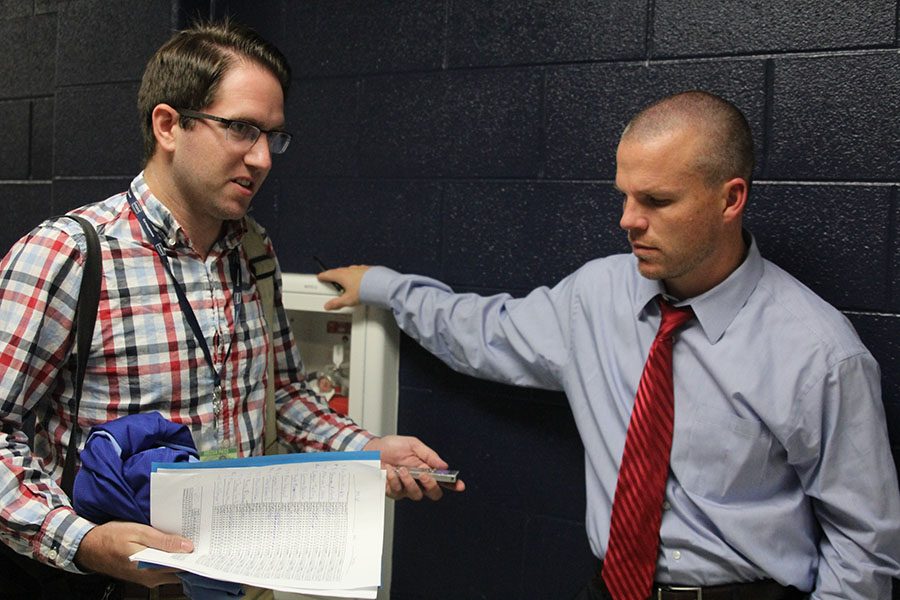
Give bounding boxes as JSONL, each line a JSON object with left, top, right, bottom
{"left": 58, "top": 215, "right": 102, "bottom": 498}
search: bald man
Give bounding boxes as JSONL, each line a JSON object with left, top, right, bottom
{"left": 320, "top": 91, "right": 900, "bottom": 599}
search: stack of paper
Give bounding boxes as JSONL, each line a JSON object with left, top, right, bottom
{"left": 130, "top": 451, "right": 386, "bottom": 598}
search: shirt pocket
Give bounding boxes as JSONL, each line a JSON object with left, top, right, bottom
{"left": 674, "top": 401, "right": 775, "bottom": 502}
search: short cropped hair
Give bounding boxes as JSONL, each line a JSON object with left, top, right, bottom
{"left": 621, "top": 90, "right": 754, "bottom": 186}
{"left": 137, "top": 19, "right": 291, "bottom": 164}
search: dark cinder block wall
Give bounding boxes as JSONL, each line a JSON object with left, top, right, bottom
{"left": 2, "top": 1, "right": 899, "bottom": 598}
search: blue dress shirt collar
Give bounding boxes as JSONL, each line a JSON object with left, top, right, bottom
{"left": 634, "top": 231, "right": 764, "bottom": 345}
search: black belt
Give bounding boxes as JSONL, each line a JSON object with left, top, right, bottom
{"left": 591, "top": 564, "right": 805, "bottom": 600}
{"left": 651, "top": 579, "right": 804, "bottom": 600}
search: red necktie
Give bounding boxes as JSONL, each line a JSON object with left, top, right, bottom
{"left": 603, "top": 298, "right": 694, "bottom": 600}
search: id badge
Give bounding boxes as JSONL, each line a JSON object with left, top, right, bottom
{"left": 200, "top": 446, "right": 239, "bottom": 461}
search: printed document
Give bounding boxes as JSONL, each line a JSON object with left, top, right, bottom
{"left": 130, "top": 451, "right": 385, "bottom": 598}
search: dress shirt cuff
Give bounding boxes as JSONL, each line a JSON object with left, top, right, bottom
{"left": 40, "top": 507, "right": 96, "bottom": 573}
{"left": 359, "top": 266, "right": 401, "bottom": 309}
{"left": 332, "top": 426, "right": 376, "bottom": 452}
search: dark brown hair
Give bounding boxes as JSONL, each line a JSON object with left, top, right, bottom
{"left": 137, "top": 19, "right": 291, "bottom": 163}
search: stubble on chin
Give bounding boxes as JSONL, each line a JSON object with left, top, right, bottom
{"left": 633, "top": 252, "right": 668, "bottom": 281}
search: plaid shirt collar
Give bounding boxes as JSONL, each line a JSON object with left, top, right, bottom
{"left": 130, "top": 172, "right": 246, "bottom": 254}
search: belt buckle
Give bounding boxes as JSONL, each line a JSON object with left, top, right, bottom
{"left": 658, "top": 585, "right": 703, "bottom": 600}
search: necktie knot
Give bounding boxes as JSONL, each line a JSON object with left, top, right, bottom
{"left": 656, "top": 298, "right": 693, "bottom": 340}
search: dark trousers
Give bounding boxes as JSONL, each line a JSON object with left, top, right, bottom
{"left": 574, "top": 581, "right": 610, "bottom": 600}
{"left": 573, "top": 570, "right": 613, "bottom": 600}
{"left": 0, "top": 542, "right": 119, "bottom": 600}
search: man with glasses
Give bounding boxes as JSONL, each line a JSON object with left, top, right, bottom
{"left": 0, "top": 19, "right": 462, "bottom": 599}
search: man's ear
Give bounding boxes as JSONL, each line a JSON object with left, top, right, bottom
{"left": 150, "top": 104, "right": 181, "bottom": 153}
{"left": 722, "top": 177, "right": 748, "bottom": 223}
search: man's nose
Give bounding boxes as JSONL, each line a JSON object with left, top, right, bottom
{"left": 619, "top": 197, "right": 646, "bottom": 231}
{"left": 245, "top": 134, "right": 273, "bottom": 170}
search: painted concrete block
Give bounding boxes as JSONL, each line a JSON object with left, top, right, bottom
{"left": 0, "top": 14, "right": 55, "bottom": 97}
{"left": 770, "top": 52, "right": 900, "bottom": 181}
{"left": 360, "top": 69, "right": 543, "bottom": 177}
{"left": 0, "top": 100, "right": 30, "bottom": 179}
{"left": 443, "top": 181, "right": 627, "bottom": 290}
{"left": 546, "top": 59, "right": 765, "bottom": 179}
{"left": 54, "top": 83, "right": 142, "bottom": 177}
{"left": 281, "top": 0, "right": 444, "bottom": 77}
{"left": 448, "top": 0, "right": 646, "bottom": 67}
{"left": 56, "top": 0, "right": 172, "bottom": 86}
{"left": 654, "top": 0, "right": 895, "bottom": 57}
{"left": 0, "top": 183, "right": 52, "bottom": 254}
{"left": 745, "top": 184, "right": 891, "bottom": 311}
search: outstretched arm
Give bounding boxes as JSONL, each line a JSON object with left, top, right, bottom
{"left": 318, "top": 267, "right": 466, "bottom": 500}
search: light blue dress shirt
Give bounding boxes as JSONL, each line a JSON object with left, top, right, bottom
{"left": 360, "top": 236, "right": 900, "bottom": 598}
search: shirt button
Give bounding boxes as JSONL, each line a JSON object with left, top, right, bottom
{"left": 47, "top": 549, "right": 58, "bottom": 560}
{"left": 672, "top": 550, "right": 682, "bottom": 560}
{"left": 663, "top": 501, "right": 671, "bottom": 510}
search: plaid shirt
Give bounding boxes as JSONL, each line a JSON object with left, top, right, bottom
{"left": 0, "top": 173, "right": 371, "bottom": 571}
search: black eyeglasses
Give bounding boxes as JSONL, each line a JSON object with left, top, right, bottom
{"left": 177, "top": 108, "right": 292, "bottom": 154}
